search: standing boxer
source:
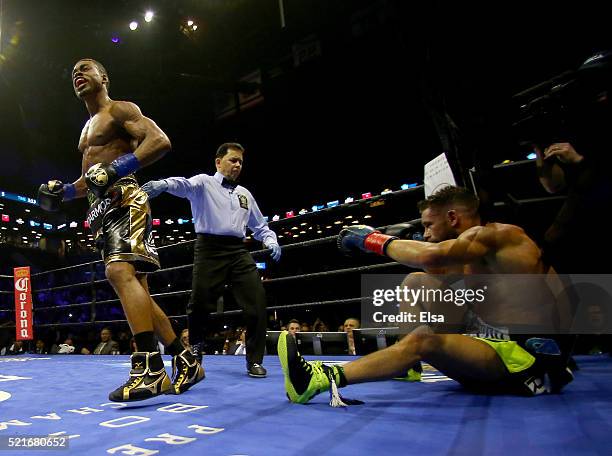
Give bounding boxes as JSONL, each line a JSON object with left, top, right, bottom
{"left": 38, "top": 59, "right": 203, "bottom": 401}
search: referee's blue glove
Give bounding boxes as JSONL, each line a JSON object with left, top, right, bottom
{"left": 265, "top": 241, "right": 282, "bottom": 262}
{"left": 141, "top": 180, "right": 168, "bottom": 199}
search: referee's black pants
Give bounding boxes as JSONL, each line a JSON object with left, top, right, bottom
{"left": 187, "top": 233, "right": 267, "bottom": 365}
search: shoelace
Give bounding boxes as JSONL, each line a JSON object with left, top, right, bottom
{"left": 297, "top": 355, "right": 316, "bottom": 375}
{"left": 126, "top": 375, "right": 142, "bottom": 390}
{"left": 306, "top": 360, "right": 324, "bottom": 378}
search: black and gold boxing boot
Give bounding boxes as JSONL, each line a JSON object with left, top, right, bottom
{"left": 169, "top": 349, "right": 205, "bottom": 394}
{"left": 109, "top": 351, "right": 171, "bottom": 402}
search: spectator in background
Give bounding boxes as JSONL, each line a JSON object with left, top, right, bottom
{"left": 34, "top": 339, "right": 48, "bottom": 354}
{"left": 129, "top": 337, "right": 138, "bottom": 354}
{"left": 267, "top": 314, "right": 281, "bottom": 331}
{"left": 313, "top": 318, "right": 330, "bottom": 332}
{"left": 5, "top": 340, "right": 25, "bottom": 355}
{"left": 343, "top": 318, "right": 361, "bottom": 355}
{"left": 0, "top": 340, "right": 25, "bottom": 355}
{"left": 116, "top": 330, "right": 132, "bottom": 354}
{"left": 180, "top": 329, "right": 190, "bottom": 350}
{"left": 287, "top": 319, "right": 301, "bottom": 337}
{"left": 57, "top": 338, "right": 76, "bottom": 354}
{"left": 227, "top": 328, "right": 247, "bottom": 355}
{"left": 300, "top": 322, "right": 312, "bottom": 332}
{"left": 88, "top": 327, "right": 120, "bottom": 355}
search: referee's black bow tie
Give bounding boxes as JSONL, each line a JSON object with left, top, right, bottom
{"left": 222, "top": 178, "right": 238, "bottom": 189}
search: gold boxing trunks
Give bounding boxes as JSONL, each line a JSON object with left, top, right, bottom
{"left": 86, "top": 176, "right": 160, "bottom": 272}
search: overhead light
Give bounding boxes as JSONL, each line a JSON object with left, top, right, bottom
{"left": 144, "top": 11, "right": 154, "bottom": 22}
{"left": 192, "top": 25, "right": 198, "bottom": 31}
{"left": 187, "top": 20, "right": 194, "bottom": 26}
{"left": 129, "top": 21, "right": 138, "bottom": 31}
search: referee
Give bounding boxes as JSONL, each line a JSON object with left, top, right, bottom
{"left": 142, "top": 143, "right": 281, "bottom": 377}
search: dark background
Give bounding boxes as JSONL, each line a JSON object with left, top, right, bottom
{"left": 1, "top": 0, "right": 610, "bottom": 219}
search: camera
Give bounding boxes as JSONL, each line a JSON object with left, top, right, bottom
{"left": 512, "top": 51, "right": 612, "bottom": 150}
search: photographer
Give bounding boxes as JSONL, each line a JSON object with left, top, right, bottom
{"left": 535, "top": 139, "right": 611, "bottom": 274}
{"left": 530, "top": 53, "right": 612, "bottom": 274}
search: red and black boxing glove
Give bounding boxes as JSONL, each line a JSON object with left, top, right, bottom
{"left": 337, "top": 225, "right": 398, "bottom": 256}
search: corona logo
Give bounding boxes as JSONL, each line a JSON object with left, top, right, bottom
{"left": 15, "top": 277, "right": 29, "bottom": 293}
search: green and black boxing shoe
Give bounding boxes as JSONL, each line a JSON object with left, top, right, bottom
{"left": 277, "top": 331, "right": 361, "bottom": 406}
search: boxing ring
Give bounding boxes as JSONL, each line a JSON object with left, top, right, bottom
{"left": 2, "top": 211, "right": 612, "bottom": 455}
{"left": 1, "top": 355, "right": 611, "bottom": 454}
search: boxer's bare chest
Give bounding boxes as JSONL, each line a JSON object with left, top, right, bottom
{"left": 79, "top": 111, "right": 134, "bottom": 169}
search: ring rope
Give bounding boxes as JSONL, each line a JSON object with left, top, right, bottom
{"left": 214, "top": 297, "right": 364, "bottom": 316}
{"left": 26, "top": 219, "right": 417, "bottom": 278}
{"left": 33, "top": 261, "right": 403, "bottom": 295}
{"left": 264, "top": 262, "right": 401, "bottom": 284}
{"left": 11, "top": 297, "right": 365, "bottom": 329}
{"left": 31, "top": 260, "right": 403, "bottom": 309}
{"left": 34, "top": 314, "right": 188, "bottom": 329}
{"left": 34, "top": 289, "right": 192, "bottom": 312}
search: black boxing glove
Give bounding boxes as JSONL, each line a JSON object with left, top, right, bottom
{"left": 382, "top": 222, "right": 424, "bottom": 241}
{"left": 38, "top": 180, "right": 76, "bottom": 212}
{"left": 85, "top": 153, "right": 141, "bottom": 198}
